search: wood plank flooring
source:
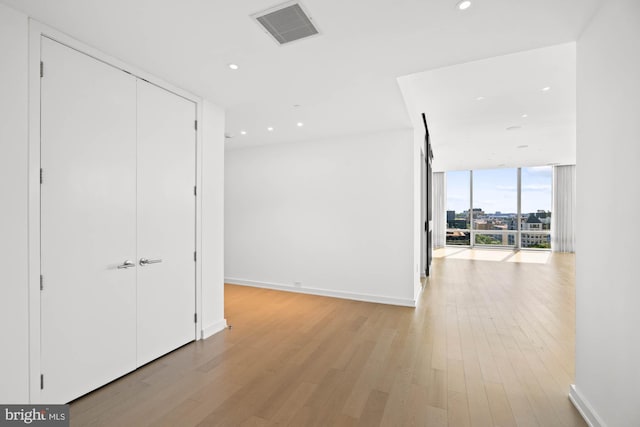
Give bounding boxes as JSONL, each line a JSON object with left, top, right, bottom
{"left": 70, "top": 252, "right": 585, "bottom": 426}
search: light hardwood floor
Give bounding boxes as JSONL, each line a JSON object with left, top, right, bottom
{"left": 70, "top": 253, "right": 585, "bottom": 426}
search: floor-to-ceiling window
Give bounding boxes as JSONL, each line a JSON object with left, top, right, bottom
{"left": 446, "top": 166, "right": 552, "bottom": 250}
{"left": 520, "top": 166, "right": 552, "bottom": 248}
{"left": 445, "top": 170, "right": 470, "bottom": 245}
{"left": 472, "top": 168, "right": 518, "bottom": 247}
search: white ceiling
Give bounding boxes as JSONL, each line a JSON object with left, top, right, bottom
{"left": 2, "top": 0, "right": 601, "bottom": 169}
{"left": 399, "top": 43, "right": 577, "bottom": 171}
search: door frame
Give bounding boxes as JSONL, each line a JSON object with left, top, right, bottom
{"left": 27, "top": 20, "right": 205, "bottom": 403}
{"left": 420, "top": 146, "right": 426, "bottom": 277}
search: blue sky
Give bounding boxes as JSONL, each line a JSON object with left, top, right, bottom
{"left": 446, "top": 166, "right": 552, "bottom": 214}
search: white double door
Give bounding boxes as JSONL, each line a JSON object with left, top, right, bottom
{"left": 40, "top": 38, "right": 196, "bottom": 403}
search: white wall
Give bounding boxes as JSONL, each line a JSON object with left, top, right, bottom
{"left": 225, "top": 129, "right": 416, "bottom": 306}
{"left": 201, "top": 101, "right": 227, "bottom": 337}
{"left": 413, "top": 126, "right": 422, "bottom": 299}
{"left": 0, "top": 3, "right": 30, "bottom": 403}
{"left": 574, "top": 1, "right": 640, "bottom": 426}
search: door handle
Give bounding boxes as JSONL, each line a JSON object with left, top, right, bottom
{"left": 139, "top": 258, "right": 162, "bottom": 266}
{"left": 117, "top": 260, "right": 136, "bottom": 269}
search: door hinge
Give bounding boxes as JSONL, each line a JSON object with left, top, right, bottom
{"left": 194, "top": 120, "right": 198, "bottom": 131}
{"left": 40, "top": 61, "right": 44, "bottom": 78}
{"left": 40, "top": 168, "right": 43, "bottom": 184}
{"left": 194, "top": 313, "right": 197, "bottom": 323}
{"left": 40, "top": 374, "right": 44, "bottom": 390}
{"left": 194, "top": 186, "right": 197, "bottom": 196}
{"left": 40, "top": 275, "right": 44, "bottom": 291}
{"left": 193, "top": 251, "right": 197, "bottom": 262}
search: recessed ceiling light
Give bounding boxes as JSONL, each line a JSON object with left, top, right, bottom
{"left": 517, "top": 144, "right": 529, "bottom": 149}
{"left": 267, "top": 127, "right": 274, "bottom": 131}
{"left": 228, "top": 63, "right": 239, "bottom": 70}
{"left": 521, "top": 114, "right": 528, "bottom": 118}
{"left": 457, "top": 0, "right": 472, "bottom": 10}
{"left": 541, "top": 86, "right": 551, "bottom": 92}
{"left": 240, "top": 130, "right": 247, "bottom": 135}
{"left": 476, "top": 96, "right": 485, "bottom": 101}
{"left": 297, "top": 122, "right": 304, "bottom": 127}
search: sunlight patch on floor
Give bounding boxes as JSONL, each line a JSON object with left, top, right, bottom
{"left": 507, "top": 250, "right": 551, "bottom": 264}
{"left": 448, "top": 249, "right": 514, "bottom": 262}
{"left": 434, "top": 247, "right": 551, "bottom": 264}
{"left": 433, "top": 247, "right": 467, "bottom": 258}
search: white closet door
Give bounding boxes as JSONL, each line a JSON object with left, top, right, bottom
{"left": 136, "top": 80, "right": 196, "bottom": 366}
{"left": 40, "top": 38, "right": 137, "bottom": 403}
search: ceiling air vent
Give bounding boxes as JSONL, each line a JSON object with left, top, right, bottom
{"left": 252, "top": 2, "right": 319, "bottom": 45}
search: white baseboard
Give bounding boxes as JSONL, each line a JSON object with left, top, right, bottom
{"left": 224, "top": 277, "right": 416, "bottom": 307}
{"left": 201, "top": 319, "right": 228, "bottom": 340}
{"left": 569, "top": 384, "right": 606, "bottom": 427}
